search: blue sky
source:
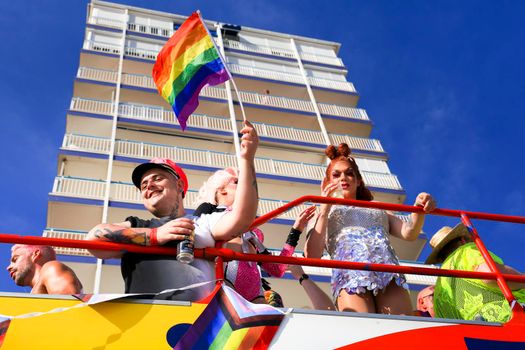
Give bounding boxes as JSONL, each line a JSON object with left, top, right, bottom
{"left": 1, "top": 1, "right": 523, "bottom": 293}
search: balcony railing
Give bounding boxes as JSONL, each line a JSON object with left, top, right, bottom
{"left": 308, "top": 76, "right": 356, "bottom": 93}
{"left": 329, "top": 134, "right": 384, "bottom": 153}
{"left": 83, "top": 21, "right": 344, "bottom": 68}
{"left": 69, "top": 97, "right": 382, "bottom": 153}
{"left": 52, "top": 176, "right": 106, "bottom": 199}
{"left": 50, "top": 176, "right": 312, "bottom": 220}
{"left": 76, "top": 66, "right": 367, "bottom": 121}
{"left": 127, "top": 22, "right": 173, "bottom": 37}
{"left": 299, "top": 52, "right": 344, "bottom": 67}
{"left": 62, "top": 134, "right": 112, "bottom": 154}
{"left": 83, "top": 40, "right": 121, "bottom": 55}
{"left": 77, "top": 67, "right": 118, "bottom": 84}
{"left": 121, "top": 72, "right": 156, "bottom": 89}
{"left": 61, "top": 134, "right": 401, "bottom": 190}
{"left": 124, "top": 46, "right": 158, "bottom": 60}
{"left": 43, "top": 229, "right": 92, "bottom": 256}
{"left": 70, "top": 97, "right": 114, "bottom": 116}
{"left": 317, "top": 102, "right": 369, "bottom": 121}
{"left": 87, "top": 16, "right": 125, "bottom": 29}
{"left": 222, "top": 38, "right": 344, "bottom": 67}
{"left": 235, "top": 89, "right": 315, "bottom": 113}
{"left": 82, "top": 41, "right": 160, "bottom": 60}
{"left": 228, "top": 63, "right": 304, "bottom": 85}
{"left": 228, "top": 63, "right": 356, "bottom": 93}
{"left": 223, "top": 38, "right": 296, "bottom": 60}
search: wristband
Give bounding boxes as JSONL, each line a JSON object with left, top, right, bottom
{"left": 149, "top": 228, "right": 158, "bottom": 246}
{"left": 286, "top": 228, "right": 302, "bottom": 247}
{"left": 299, "top": 273, "right": 309, "bottom": 285}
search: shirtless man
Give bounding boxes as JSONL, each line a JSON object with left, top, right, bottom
{"left": 7, "top": 244, "right": 82, "bottom": 294}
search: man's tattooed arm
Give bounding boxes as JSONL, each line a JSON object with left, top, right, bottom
{"left": 93, "top": 227, "right": 150, "bottom": 246}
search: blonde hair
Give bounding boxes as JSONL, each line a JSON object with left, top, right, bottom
{"left": 195, "top": 167, "right": 238, "bottom": 206}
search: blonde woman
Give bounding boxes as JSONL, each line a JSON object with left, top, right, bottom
{"left": 196, "top": 167, "right": 315, "bottom": 303}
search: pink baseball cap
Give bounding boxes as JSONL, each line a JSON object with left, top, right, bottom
{"left": 132, "top": 158, "right": 189, "bottom": 195}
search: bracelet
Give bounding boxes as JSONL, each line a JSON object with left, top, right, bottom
{"left": 299, "top": 273, "right": 309, "bottom": 285}
{"left": 286, "top": 228, "right": 302, "bottom": 247}
{"left": 290, "top": 228, "right": 302, "bottom": 235}
{"left": 149, "top": 228, "right": 158, "bottom": 246}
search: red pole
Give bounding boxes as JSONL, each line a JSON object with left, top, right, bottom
{"left": 202, "top": 247, "right": 525, "bottom": 283}
{"left": 2, "top": 233, "right": 525, "bottom": 283}
{"left": 250, "top": 195, "right": 525, "bottom": 229}
{"left": 460, "top": 214, "right": 524, "bottom": 316}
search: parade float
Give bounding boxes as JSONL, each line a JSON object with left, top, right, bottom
{"left": 1, "top": 196, "right": 525, "bottom": 349}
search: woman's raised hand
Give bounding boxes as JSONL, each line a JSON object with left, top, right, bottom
{"left": 293, "top": 206, "right": 317, "bottom": 232}
{"left": 414, "top": 192, "right": 436, "bottom": 213}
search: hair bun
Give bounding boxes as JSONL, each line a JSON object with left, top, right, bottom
{"left": 338, "top": 143, "right": 351, "bottom": 157}
{"left": 325, "top": 145, "right": 338, "bottom": 160}
{"left": 325, "top": 143, "right": 351, "bottom": 159}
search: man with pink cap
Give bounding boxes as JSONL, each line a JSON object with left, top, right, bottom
{"left": 87, "top": 122, "right": 259, "bottom": 301}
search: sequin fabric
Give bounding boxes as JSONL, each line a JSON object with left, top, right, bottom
{"left": 224, "top": 228, "right": 293, "bottom": 301}
{"left": 327, "top": 205, "right": 408, "bottom": 298}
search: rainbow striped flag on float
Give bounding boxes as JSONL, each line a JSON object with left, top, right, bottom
{"left": 152, "top": 12, "right": 231, "bottom": 130}
{"left": 173, "top": 286, "right": 285, "bottom": 349}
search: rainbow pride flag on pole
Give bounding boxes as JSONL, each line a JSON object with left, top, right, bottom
{"left": 173, "top": 286, "right": 286, "bottom": 349}
{"left": 152, "top": 12, "right": 231, "bottom": 130}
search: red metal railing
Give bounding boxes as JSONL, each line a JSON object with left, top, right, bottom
{"left": 1, "top": 196, "right": 525, "bottom": 319}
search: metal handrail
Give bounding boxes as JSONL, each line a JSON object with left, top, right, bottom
{"left": 1, "top": 197, "right": 524, "bottom": 319}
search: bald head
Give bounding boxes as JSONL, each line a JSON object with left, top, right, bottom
{"left": 12, "top": 244, "right": 56, "bottom": 263}
{"left": 417, "top": 286, "right": 435, "bottom": 317}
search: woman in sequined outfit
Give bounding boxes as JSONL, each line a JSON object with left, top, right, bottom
{"left": 195, "top": 167, "right": 316, "bottom": 303}
{"left": 305, "top": 143, "right": 436, "bottom": 314}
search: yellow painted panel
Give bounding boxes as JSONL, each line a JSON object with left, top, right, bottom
{"left": 1, "top": 295, "right": 205, "bottom": 349}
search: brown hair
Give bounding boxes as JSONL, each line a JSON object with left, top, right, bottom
{"left": 324, "top": 143, "right": 373, "bottom": 201}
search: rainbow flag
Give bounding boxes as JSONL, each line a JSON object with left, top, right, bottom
{"left": 152, "top": 12, "right": 231, "bottom": 130}
{"left": 173, "top": 286, "right": 285, "bottom": 349}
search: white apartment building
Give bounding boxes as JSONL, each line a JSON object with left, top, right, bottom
{"left": 44, "top": 0, "right": 431, "bottom": 308}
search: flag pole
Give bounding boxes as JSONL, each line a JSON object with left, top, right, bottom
{"left": 198, "top": 11, "right": 247, "bottom": 124}
{"left": 228, "top": 78, "right": 247, "bottom": 123}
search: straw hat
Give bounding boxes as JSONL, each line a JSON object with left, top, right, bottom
{"left": 425, "top": 223, "right": 471, "bottom": 264}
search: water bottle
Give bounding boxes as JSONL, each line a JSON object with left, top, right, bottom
{"left": 177, "top": 214, "right": 196, "bottom": 264}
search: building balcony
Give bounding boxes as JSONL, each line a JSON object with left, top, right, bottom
{"left": 61, "top": 134, "right": 401, "bottom": 192}
{"left": 43, "top": 229, "right": 92, "bottom": 257}
{"left": 50, "top": 176, "right": 313, "bottom": 221}
{"left": 299, "top": 51, "right": 344, "bottom": 68}
{"left": 127, "top": 22, "right": 173, "bottom": 38}
{"left": 76, "top": 66, "right": 370, "bottom": 124}
{"left": 87, "top": 16, "right": 125, "bottom": 29}
{"left": 88, "top": 15, "right": 181, "bottom": 38}
{"left": 222, "top": 38, "right": 344, "bottom": 68}
{"left": 82, "top": 40, "right": 158, "bottom": 60}
{"left": 228, "top": 63, "right": 357, "bottom": 94}
{"left": 83, "top": 40, "right": 122, "bottom": 56}
{"left": 80, "top": 62, "right": 357, "bottom": 105}
{"left": 84, "top": 16, "right": 344, "bottom": 68}
{"left": 223, "top": 38, "right": 296, "bottom": 61}
{"left": 77, "top": 67, "right": 118, "bottom": 84}
{"left": 69, "top": 97, "right": 384, "bottom": 155}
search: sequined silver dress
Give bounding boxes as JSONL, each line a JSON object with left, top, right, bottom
{"left": 326, "top": 205, "right": 408, "bottom": 299}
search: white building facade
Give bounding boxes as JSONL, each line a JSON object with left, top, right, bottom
{"left": 44, "top": 0, "right": 431, "bottom": 308}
